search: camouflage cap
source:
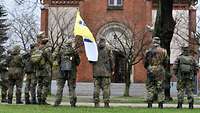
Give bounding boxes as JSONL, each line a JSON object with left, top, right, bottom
{"left": 30, "top": 43, "right": 35, "bottom": 49}
{"left": 41, "top": 38, "right": 49, "bottom": 44}
{"left": 37, "top": 31, "right": 45, "bottom": 38}
{"left": 152, "top": 37, "right": 160, "bottom": 44}
{"left": 13, "top": 45, "right": 21, "bottom": 54}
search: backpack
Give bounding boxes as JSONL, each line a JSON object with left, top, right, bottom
{"left": 24, "top": 58, "right": 34, "bottom": 73}
{"left": 179, "top": 55, "right": 192, "bottom": 73}
{"left": 9, "top": 55, "right": 22, "bottom": 67}
{"left": 31, "top": 49, "right": 44, "bottom": 64}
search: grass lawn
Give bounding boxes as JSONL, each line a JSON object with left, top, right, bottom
{"left": 0, "top": 105, "right": 199, "bottom": 113}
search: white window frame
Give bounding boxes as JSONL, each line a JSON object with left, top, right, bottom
{"left": 108, "top": 0, "right": 123, "bottom": 7}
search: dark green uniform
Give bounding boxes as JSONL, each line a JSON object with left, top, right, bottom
{"left": 0, "top": 57, "right": 9, "bottom": 103}
{"left": 35, "top": 44, "right": 52, "bottom": 104}
{"left": 54, "top": 45, "right": 80, "bottom": 107}
{"left": 173, "top": 47, "right": 198, "bottom": 109}
{"left": 7, "top": 46, "right": 24, "bottom": 104}
{"left": 93, "top": 38, "right": 113, "bottom": 108}
{"left": 23, "top": 47, "right": 37, "bottom": 104}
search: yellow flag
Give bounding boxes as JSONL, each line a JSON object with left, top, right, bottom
{"left": 74, "top": 11, "right": 95, "bottom": 42}
{"left": 74, "top": 11, "right": 98, "bottom": 61}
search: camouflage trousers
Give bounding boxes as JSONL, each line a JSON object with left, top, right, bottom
{"left": 55, "top": 70, "right": 77, "bottom": 105}
{"left": 177, "top": 79, "right": 194, "bottom": 103}
{"left": 93, "top": 77, "right": 111, "bottom": 103}
{"left": 146, "top": 79, "right": 165, "bottom": 103}
{"left": 1, "top": 78, "right": 9, "bottom": 101}
{"left": 37, "top": 76, "right": 50, "bottom": 102}
{"left": 8, "top": 73, "right": 23, "bottom": 102}
{"left": 25, "top": 73, "right": 37, "bottom": 101}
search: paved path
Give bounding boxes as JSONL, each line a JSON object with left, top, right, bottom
{"left": 51, "top": 81, "right": 178, "bottom": 97}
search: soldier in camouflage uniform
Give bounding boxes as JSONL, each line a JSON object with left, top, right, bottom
{"left": 7, "top": 46, "right": 24, "bottom": 104}
{"left": 92, "top": 38, "right": 113, "bottom": 108}
{"left": 34, "top": 32, "right": 52, "bottom": 105}
{"left": 144, "top": 37, "right": 168, "bottom": 108}
{"left": 173, "top": 46, "right": 198, "bottom": 109}
{"left": 53, "top": 43, "right": 80, "bottom": 107}
{"left": 0, "top": 51, "right": 10, "bottom": 103}
{"left": 23, "top": 44, "right": 37, "bottom": 104}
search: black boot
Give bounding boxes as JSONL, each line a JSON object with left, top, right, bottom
{"left": 148, "top": 102, "right": 152, "bottom": 108}
{"left": 7, "top": 98, "right": 12, "bottom": 104}
{"left": 177, "top": 102, "right": 182, "bottom": 109}
{"left": 41, "top": 99, "right": 49, "bottom": 105}
{"left": 94, "top": 102, "right": 100, "bottom": 108}
{"left": 70, "top": 97, "right": 77, "bottom": 107}
{"left": 189, "top": 102, "right": 193, "bottom": 109}
{"left": 37, "top": 98, "right": 42, "bottom": 105}
{"left": 31, "top": 97, "right": 37, "bottom": 104}
{"left": 16, "top": 99, "right": 23, "bottom": 104}
{"left": 158, "top": 102, "right": 163, "bottom": 109}
{"left": 1, "top": 99, "right": 7, "bottom": 103}
{"left": 1, "top": 94, "right": 7, "bottom": 103}
{"left": 104, "top": 102, "right": 110, "bottom": 108}
{"left": 25, "top": 97, "right": 31, "bottom": 104}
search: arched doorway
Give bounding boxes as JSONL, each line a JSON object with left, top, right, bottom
{"left": 96, "top": 22, "right": 133, "bottom": 83}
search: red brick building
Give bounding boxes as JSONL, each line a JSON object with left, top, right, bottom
{"left": 40, "top": 0, "right": 197, "bottom": 83}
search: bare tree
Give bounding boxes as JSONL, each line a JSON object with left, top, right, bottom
{"left": 47, "top": 7, "right": 78, "bottom": 53}
{"left": 9, "top": 12, "right": 39, "bottom": 52}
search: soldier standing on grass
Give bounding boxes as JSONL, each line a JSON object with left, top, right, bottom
{"left": 33, "top": 32, "right": 52, "bottom": 105}
{"left": 23, "top": 44, "right": 37, "bottom": 104}
{"left": 173, "top": 46, "right": 198, "bottom": 109}
{"left": 92, "top": 38, "right": 113, "bottom": 108}
{"left": 144, "top": 37, "right": 168, "bottom": 108}
{"left": 0, "top": 51, "right": 10, "bottom": 103}
{"left": 53, "top": 42, "right": 80, "bottom": 107}
{"left": 7, "top": 46, "right": 24, "bottom": 104}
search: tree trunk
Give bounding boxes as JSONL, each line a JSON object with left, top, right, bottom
{"left": 153, "top": 0, "right": 176, "bottom": 100}
{"left": 123, "top": 64, "right": 132, "bottom": 97}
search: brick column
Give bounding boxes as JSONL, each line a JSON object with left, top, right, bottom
{"left": 40, "top": 4, "right": 49, "bottom": 37}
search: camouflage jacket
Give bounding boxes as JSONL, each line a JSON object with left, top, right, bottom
{"left": 173, "top": 54, "right": 198, "bottom": 80}
{"left": 144, "top": 46, "right": 168, "bottom": 80}
{"left": 93, "top": 47, "right": 113, "bottom": 77}
{"left": 35, "top": 45, "right": 52, "bottom": 76}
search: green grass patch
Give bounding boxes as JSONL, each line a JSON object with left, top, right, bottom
{"left": 0, "top": 105, "right": 199, "bottom": 113}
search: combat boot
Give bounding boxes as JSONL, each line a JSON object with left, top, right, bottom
{"left": 31, "top": 97, "right": 37, "bottom": 104}
{"left": 16, "top": 99, "right": 23, "bottom": 104}
{"left": 94, "top": 102, "right": 100, "bottom": 108}
{"left": 25, "top": 97, "right": 31, "bottom": 104}
{"left": 1, "top": 99, "right": 7, "bottom": 103}
{"left": 7, "top": 99, "right": 12, "bottom": 104}
{"left": 70, "top": 97, "right": 77, "bottom": 107}
{"left": 37, "top": 98, "right": 42, "bottom": 105}
{"left": 189, "top": 102, "right": 193, "bottom": 109}
{"left": 41, "top": 99, "right": 49, "bottom": 105}
{"left": 177, "top": 102, "right": 182, "bottom": 109}
{"left": 104, "top": 102, "right": 110, "bottom": 108}
{"left": 147, "top": 102, "right": 152, "bottom": 108}
{"left": 1, "top": 95, "right": 7, "bottom": 103}
{"left": 158, "top": 102, "right": 163, "bottom": 109}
